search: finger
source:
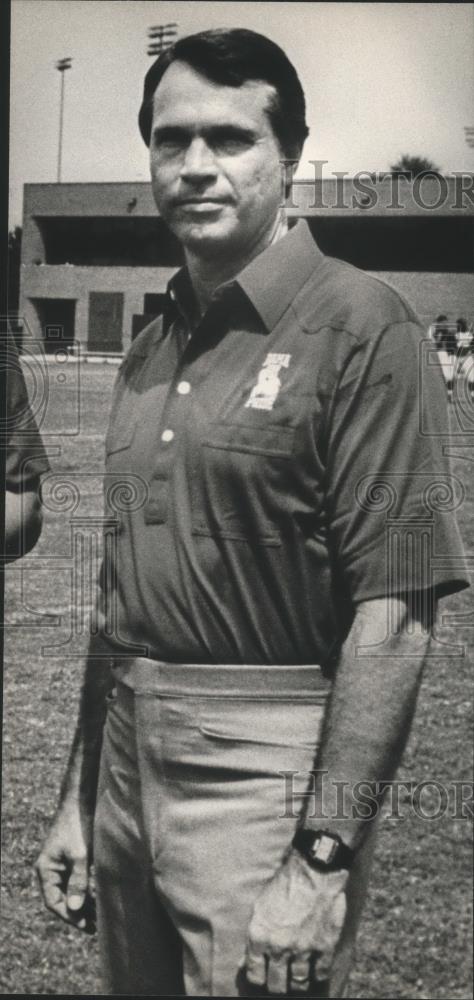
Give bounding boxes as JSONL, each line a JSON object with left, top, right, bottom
{"left": 290, "top": 954, "right": 312, "bottom": 992}
{"left": 332, "top": 891, "right": 346, "bottom": 932}
{"left": 36, "top": 857, "right": 93, "bottom": 931}
{"left": 267, "top": 953, "right": 290, "bottom": 994}
{"left": 36, "top": 862, "right": 67, "bottom": 912}
{"left": 41, "top": 879, "right": 69, "bottom": 919}
{"left": 245, "top": 943, "right": 267, "bottom": 985}
{"left": 41, "top": 878, "right": 79, "bottom": 926}
{"left": 314, "top": 948, "right": 336, "bottom": 982}
{"left": 66, "top": 857, "right": 89, "bottom": 911}
{"left": 36, "top": 854, "right": 65, "bottom": 888}
{"left": 44, "top": 887, "right": 93, "bottom": 932}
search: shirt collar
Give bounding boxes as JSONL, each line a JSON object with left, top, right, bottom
{"left": 167, "top": 266, "right": 200, "bottom": 330}
{"left": 167, "top": 219, "right": 324, "bottom": 333}
{"left": 236, "top": 220, "right": 325, "bottom": 331}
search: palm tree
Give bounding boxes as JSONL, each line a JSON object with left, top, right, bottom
{"left": 390, "top": 155, "right": 441, "bottom": 177}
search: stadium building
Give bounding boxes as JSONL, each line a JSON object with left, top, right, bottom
{"left": 19, "top": 175, "right": 474, "bottom": 354}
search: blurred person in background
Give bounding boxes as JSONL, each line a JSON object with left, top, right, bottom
{"left": 431, "top": 314, "right": 455, "bottom": 393}
{"left": 431, "top": 313, "right": 448, "bottom": 349}
{"left": 455, "top": 317, "right": 473, "bottom": 355}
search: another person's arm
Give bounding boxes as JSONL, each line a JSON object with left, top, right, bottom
{"left": 4, "top": 487, "right": 43, "bottom": 560}
{"left": 2, "top": 334, "right": 50, "bottom": 560}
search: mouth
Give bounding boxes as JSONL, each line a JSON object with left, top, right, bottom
{"left": 175, "top": 198, "right": 229, "bottom": 210}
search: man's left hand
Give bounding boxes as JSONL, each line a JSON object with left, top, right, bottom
{"left": 245, "top": 848, "right": 348, "bottom": 993}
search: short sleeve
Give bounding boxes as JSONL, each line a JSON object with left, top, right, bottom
{"left": 2, "top": 336, "right": 51, "bottom": 490}
{"left": 325, "top": 320, "right": 469, "bottom": 602}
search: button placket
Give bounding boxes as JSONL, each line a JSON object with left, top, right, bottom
{"left": 145, "top": 303, "right": 225, "bottom": 525}
{"left": 145, "top": 368, "right": 194, "bottom": 524}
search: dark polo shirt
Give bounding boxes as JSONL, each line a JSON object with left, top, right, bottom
{"left": 100, "top": 220, "right": 468, "bottom": 668}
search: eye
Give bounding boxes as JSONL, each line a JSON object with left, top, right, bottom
{"left": 210, "top": 130, "right": 255, "bottom": 155}
{"left": 152, "top": 130, "right": 187, "bottom": 155}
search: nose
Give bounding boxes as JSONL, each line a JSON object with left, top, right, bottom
{"left": 180, "top": 137, "right": 218, "bottom": 184}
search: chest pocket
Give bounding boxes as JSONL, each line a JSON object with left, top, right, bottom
{"left": 190, "top": 422, "right": 295, "bottom": 546}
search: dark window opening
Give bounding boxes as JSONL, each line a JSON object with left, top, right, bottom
{"left": 37, "top": 217, "right": 184, "bottom": 268}
{"left": 88, "top": 292, "right": 123, "bottom": 353}
{"left": 131, "top": 295, "right": 167, "bottom": 343}
{"left": 307, "top": 217, "right": 473, "bottom": 272}
{"left": 30, "top": 298, "right": 76, "bottom": 352}
{"left": 143, "top": 293, "right": 167, "bottom": 315}
{"left": 132, "top": 314, "right": 156, "bottom": 341}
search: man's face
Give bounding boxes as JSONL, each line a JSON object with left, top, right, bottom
{"left": 149, "top": 61, "right": 285, "bottom": 258}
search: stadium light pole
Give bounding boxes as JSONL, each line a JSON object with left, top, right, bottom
{"left": 464, "top": 126, "right": 474, "bottom": 149}
{"left": 56, "top": 57, "right": 72, "bottom": 182}
{"left": 147, "top": 23, "right": 178, "bottom": 57}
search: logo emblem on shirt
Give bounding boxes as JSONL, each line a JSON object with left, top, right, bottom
{"left": 245, "top": 353, "right": 291, "bottom": 411}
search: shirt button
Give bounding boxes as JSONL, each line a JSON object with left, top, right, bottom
{"left": 177, "top": 380, "right": 191, "bottom": 395}
{"left": 161, "top": 429, "right": 174, "bottom": 443}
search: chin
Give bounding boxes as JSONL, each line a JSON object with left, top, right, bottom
{"left": 178, "top": 221, "right": 240, "bottom": 255}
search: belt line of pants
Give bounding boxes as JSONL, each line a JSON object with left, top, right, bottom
{"left": 93, "top": 656, "right": 378, "bottom": 997}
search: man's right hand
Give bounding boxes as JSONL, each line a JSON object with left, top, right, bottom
{"left": 36, "top": 803, "right": 96, "bottom": 934}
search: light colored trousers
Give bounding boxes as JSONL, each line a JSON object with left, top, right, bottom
{"left": 93, "top": 660, "right": 378, "bottom": 997}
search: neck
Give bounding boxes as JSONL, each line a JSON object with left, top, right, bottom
{"left": 185, "top": 211, "right": 288, "bottom": 315}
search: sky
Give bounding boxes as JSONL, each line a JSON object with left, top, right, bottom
{"left": 9, "top": 0, "right": 474, "bottom": 227}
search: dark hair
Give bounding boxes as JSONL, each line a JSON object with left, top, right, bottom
{"left": 138, "top": 28, "right": 309, "bottom": 160}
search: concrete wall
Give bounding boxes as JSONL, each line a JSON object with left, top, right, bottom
{"left": 22, "top": 267, "right": 473, "bottom": 352}
{"left": 21, "top": 267, "right": 474, "bottom": 353}
{"left": 20, "top": 263, "right": 176, "bottom": 351}
{"left": 20, "top": 180, "right": 473, "bottom": 354}
{"left": 23, "top": 176, "right": 474, "bottom": 224}
{"left": 23, "top": 182, "right": 158, "bottom": 222}
{"left": 20, "top": 184, "right": 176, "bottom": 351}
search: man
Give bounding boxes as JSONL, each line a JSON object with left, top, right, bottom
{"left": 37, "top": 29, "right": 468, "bottom": 997}
{"left": 2, "top": 331, "right": 49, "bottom": 560}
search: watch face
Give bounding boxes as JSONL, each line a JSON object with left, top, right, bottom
{"left": 310, "top": 834, "right": 338, "bottom": 864}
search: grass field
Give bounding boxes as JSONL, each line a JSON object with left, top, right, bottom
{"left": 1, "top": 362, "right": 473, "bottom": 997}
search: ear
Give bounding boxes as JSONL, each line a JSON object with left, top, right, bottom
{"left": 279, "top": 157, "right": 300, "bottom": 203}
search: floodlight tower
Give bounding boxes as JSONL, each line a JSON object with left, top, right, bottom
{"left": 147, "top": 23, "right": 178, "bottom": 57}
{"left": 56, "top": 57, "right": 72, "bottom": 182}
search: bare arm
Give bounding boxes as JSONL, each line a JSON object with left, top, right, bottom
{"left": 306, "top": 595, "right": 431, "bottom": 846}
{"left": 36, "top": 644, "right": 113, "bottom": 932}
{"left": 57, "top": 644, "right": 112, "bottom": 810}
{"left": 246, "top": 595, "right": 432, "bottom": 993}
